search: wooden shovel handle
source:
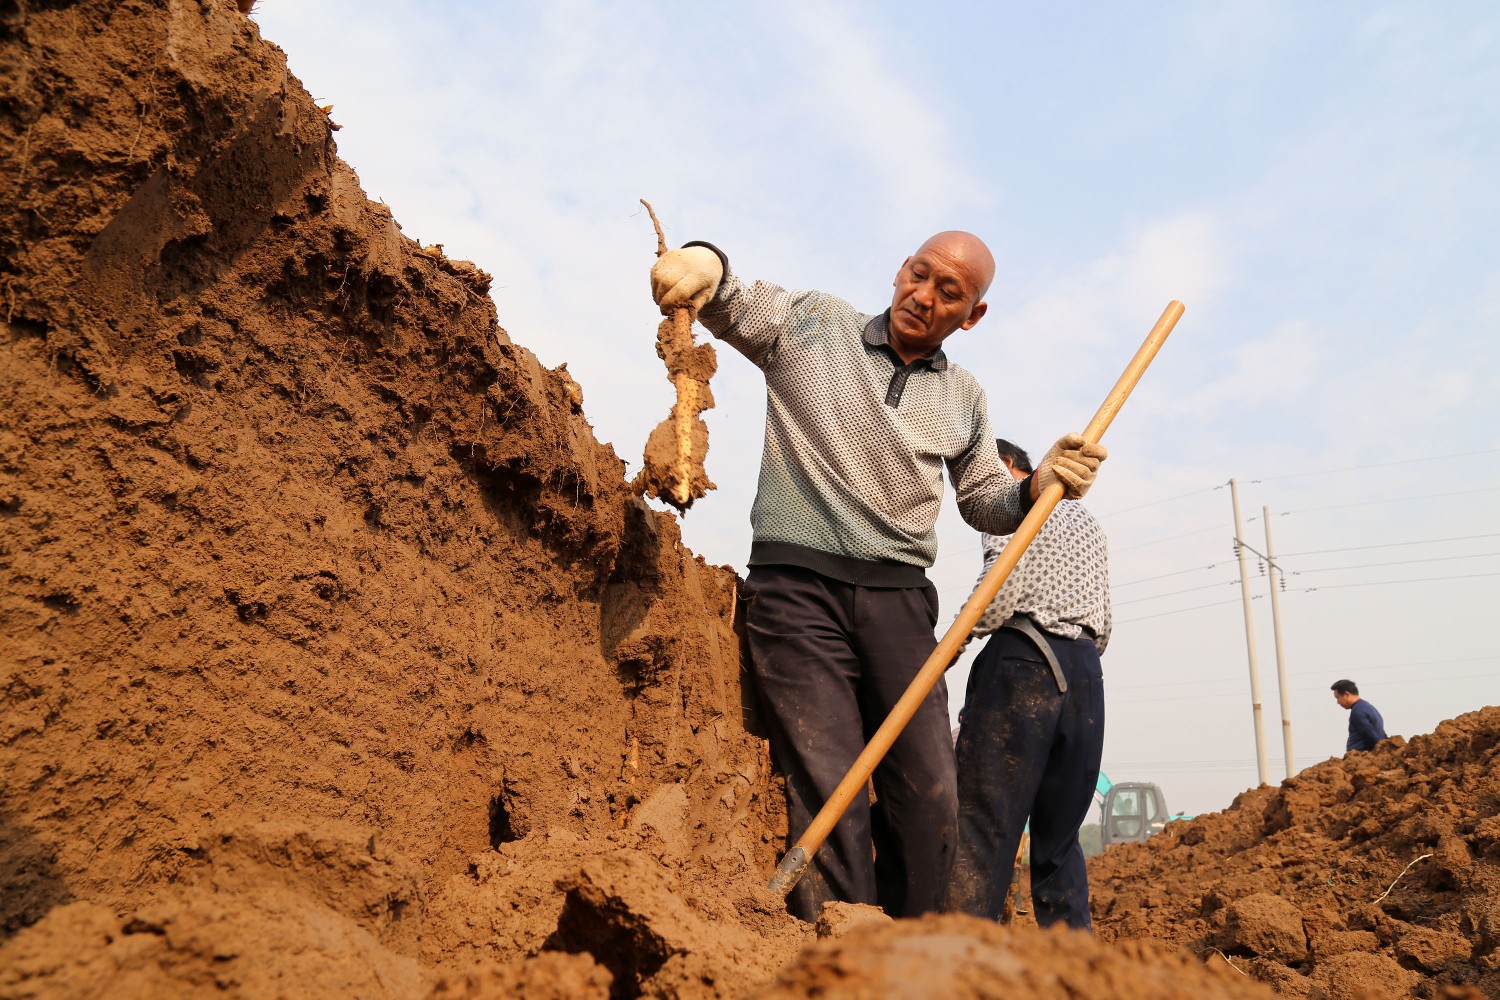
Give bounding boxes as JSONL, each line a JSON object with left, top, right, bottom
{"left": 769, "top": 299, "right": 1186, "bottom": 897}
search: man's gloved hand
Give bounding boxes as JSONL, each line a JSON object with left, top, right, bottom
{"left": 1036, "top": 433, "right": 1108, "bottom": 499}
{"left": 650, "top": 246, "right": 723, "bottom": 315}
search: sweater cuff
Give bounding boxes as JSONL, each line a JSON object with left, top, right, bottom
{"left": 1018, "top": 473, "right": 1039, "bottom": 515}
{"left": 681, "top": 240, "right": 730, "bottom": 284}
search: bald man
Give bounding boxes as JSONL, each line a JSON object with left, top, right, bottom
{"left": 651, "top": 234, "right": 1105, "bottom": 921}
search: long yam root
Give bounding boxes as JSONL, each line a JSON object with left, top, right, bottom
{"left": 631, "top": 200, "right": 717, "bottom": 511}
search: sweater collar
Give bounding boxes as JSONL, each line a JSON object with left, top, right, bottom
{"left": 864, "top": 310, "right": 949, "bottom": 370}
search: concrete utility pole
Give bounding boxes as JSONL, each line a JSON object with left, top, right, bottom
{"left": 1264, "top": 506, "right": 1296, "bottom": 780}
{"left": 1229, "top": 479, "right": 1269, "bottom": 787}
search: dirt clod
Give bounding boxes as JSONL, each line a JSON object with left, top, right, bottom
{"left": 814, "top": 901, "right": 892, "bottom": 940}
{"left": 1218, "top": 893, "right": 1308, "bottom": 964}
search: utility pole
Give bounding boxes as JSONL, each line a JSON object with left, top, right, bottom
{"left": 1263, "top": 506, "right": 1295, "bottom": 779}
{"left": 1229, "top": 479, "right": 1269, "bottom": 787}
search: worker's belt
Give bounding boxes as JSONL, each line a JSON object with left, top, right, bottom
{"left": 1000, "top": 614, "right": 1067, "bottom": 694}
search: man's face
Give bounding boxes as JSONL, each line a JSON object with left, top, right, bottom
{"left": 888, "top": 243, "right": 988, "bottom": 360}
{"left": 1333, "top": 690, "right": 1356, "bottom": 709}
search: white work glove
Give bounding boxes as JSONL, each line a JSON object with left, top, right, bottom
{"left": 1036, "top": 433, "right": 1108, "bottom": 499}
{"left": 650, "top": 246, "right": 723, "bottom": 315}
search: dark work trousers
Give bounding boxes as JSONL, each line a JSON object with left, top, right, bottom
{"left": 741, "top": 564, "right": 957, "bottom": 922}
{"left": 946, "top": 626, "right": 1104, "bottom": 930}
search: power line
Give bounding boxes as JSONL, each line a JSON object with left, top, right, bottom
{"left": 1107, "top": 539, "right": 1498, "bottom": 595}
{"left": 1277, "top": 532, "right": 1500, "bottom": 558}
{"left": 1113, "top": 523, "right": 1229, "bottom": 553}
{"left": 943, "top": 491, "right": 1495, "bottom": 566}
{"left": 1106, "top": 669, "right": 1499, "bottom": 707}
{"left": 941, "top": 479, "right": 1496, "bottom": 634}
{"left": 1291, "top": 550, "right": 1500, "bottom": 575}
{"left": 952, "top": 555, "right": 1497, "bottom": 627}
{"left": 1273, "top": 484, "right": 1500, "bottom": 517}
{"left": 1291, "top": 571, "right": 1500, "bottom": 593}
{"left": 1116, "top": 595, "right": 1258, "bottom": 625}
{"left": 1097, "top": 448, "right": 1500, "bottom": 523}
{"left": 1097, "top": 483, "right": 1226, "bottom": 518}
{"left": 1113, "top": 579, "right": 1239, "bottom": 608}
{"left": 1107, "top": 656, "right": 1497, "bottom": 693}
{"left": 1119, "top": 571, "right": 1496, "bottom": 622}
{"left": 1113, "top": 561, "right": 1230, "bottom": 589}
{"left": 1250, "top": 446, "right": 1500, "bottom": 484}
{"left": 1113, "top": 669, "right": 1500, "bottom": 703}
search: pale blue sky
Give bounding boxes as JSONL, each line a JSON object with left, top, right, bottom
{"left": 256, "top": 1, "right": 1499, "bottom": 817}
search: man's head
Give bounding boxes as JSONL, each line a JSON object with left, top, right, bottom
{"left": 888, "top": 231, "right": 995, "bottom": 362}
{"left": 1331, "top": 679, "right": 1360, "bottom": 709}
{"left": 995, "top": 438, "right": 1032, "bottom": 482}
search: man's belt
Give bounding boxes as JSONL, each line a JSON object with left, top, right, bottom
{"left": 1000, "top": 614, "right": 1067, "bottom": 694}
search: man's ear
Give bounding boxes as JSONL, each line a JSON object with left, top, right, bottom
{"left": 893, "top": 256, "right": 912, "bottom": 287}
{"left": 961, "top": 300, "right": 988, "bottom": 330}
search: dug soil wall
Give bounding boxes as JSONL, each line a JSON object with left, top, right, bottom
{"left": 1, "top": 2, "right": 802, "bottom": 995}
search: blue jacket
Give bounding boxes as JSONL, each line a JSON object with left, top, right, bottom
{"left": 1347, "top": 699, "right": 1388, "bottom": 752}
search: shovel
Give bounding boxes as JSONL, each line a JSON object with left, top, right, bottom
{"left": 769, "top": 300, "right": 1186, "bottom": 898}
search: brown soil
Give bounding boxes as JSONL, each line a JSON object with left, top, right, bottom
{"left": 1, "top": 2, "right": 795, "bottom": 995}
{"left": 755, "top": 914, "right": 1275, "bottom": 999}
{"left": 1090, "top": 708, "right": 1500, "bottom": 999}
{"left": 0, "top": 3, "right": 1487, "bottom": 999}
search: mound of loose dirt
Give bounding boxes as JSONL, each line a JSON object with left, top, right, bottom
{"left": 2, "top": 2, "right": 1487, "bottom": 998}
{"left": 1090, "top": 707, "right": 1500, "bottom": 998}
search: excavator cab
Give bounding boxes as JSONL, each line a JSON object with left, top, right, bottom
{"left": 1099, "top": 780, "right": 1170, "bottom": 845}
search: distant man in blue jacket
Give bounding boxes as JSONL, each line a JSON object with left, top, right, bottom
{"left": 1332, "top": 679, "right": 1388, "bottom": 752}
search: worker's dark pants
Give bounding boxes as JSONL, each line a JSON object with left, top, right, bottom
{"left": 741, "top": 565, "right": 956, "bottom": 922}
{"left": 946, "top": 628, "right": 1104, "bottom": 930}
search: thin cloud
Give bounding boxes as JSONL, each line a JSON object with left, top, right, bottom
{"left": 768, "top": 0, "right": 995, "bottom": 235}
